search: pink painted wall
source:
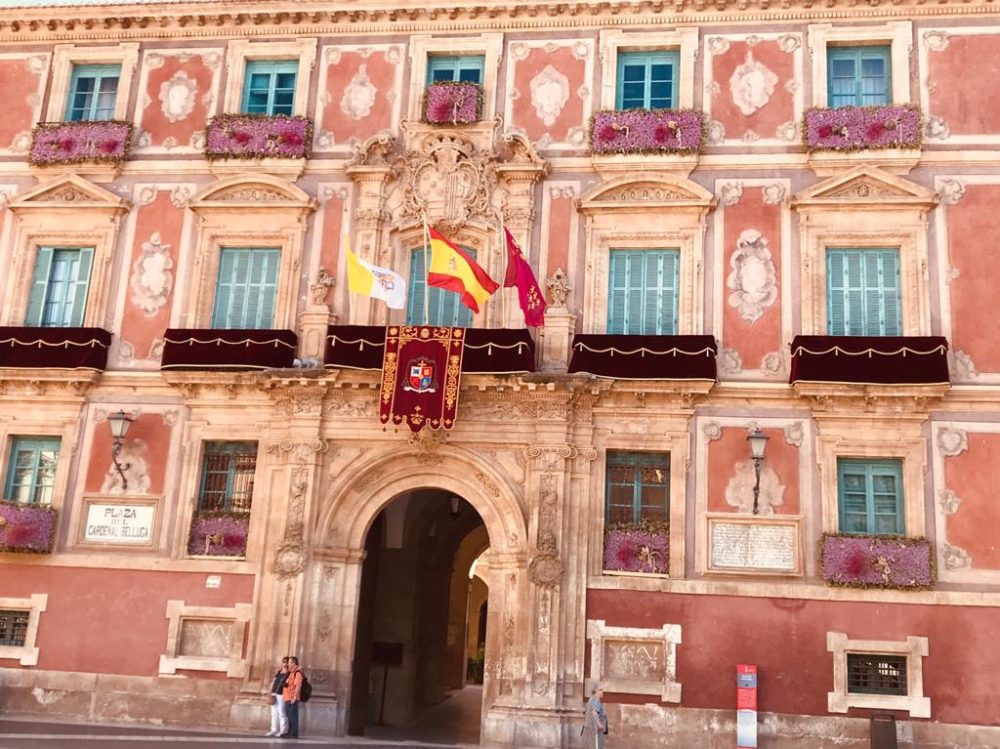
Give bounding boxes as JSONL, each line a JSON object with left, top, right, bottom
{"left": 588, "top": 589, "right": 1000, "bottom": 726}
{"left": 943, "top": 433, "right": 1000, "bottom": 569}
{"left": 138, "top": 55, "right": 216, "bottom": 148}
{"left": 83, "top": 415, "right": 170, "bottom": 496}
{"left": 509, "top": 47, "right": 586, "bottom": 143}
{"left": 0, "top": 58, "right": 42, "bottom": 149}
{"left": 707, "top": 427, "right": 799, "bottom": 514}
{"left": 721, "top": 187, "right": 782, "bottom": 369}
{"left": 319, "top": 50, "right": 397, "bottom": 147}
{"left": 711, "top": 41, "right": 795, "bottom": 140}
{"left": 945, "top": 185, "right": 1000, "bottom": 371}
{"left": 927, "top": 35, "right": 1000, "bottom": 136}
{"left": 118, "top": 191, "right": 184, "bottom": 361}
{"left": 0, "top": 565, "right": 254, "bottom": 675}
{"left": 320, "top": 192, "right": 345, "bottom": 307}
{"left": 545, "top": 191, "right": 574, "bottom": 279}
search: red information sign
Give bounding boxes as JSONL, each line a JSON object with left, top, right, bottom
{"left": 736, "top": 664, "right": 757, "bottom": 749}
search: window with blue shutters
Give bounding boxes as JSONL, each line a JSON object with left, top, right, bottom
{"left": 616, "top": 51, "right": 679, "bottom": 110}
{"left": 427, "top": 55, "right": 485, "bottom": 84}
{"left": 211, "top": 248, "right": 280, "bottom": 330}
{"left": 197, "top": 442, "right": 257, "bottom": 514}
{"left": 406, "top": 248, "right": 475, "bottom": 328}
{"left": 25, "top": 247, "right": 94, "bottom": 328}
{"left": 4, "top": 437, "right": 60, "bottom": 505}
{"left": 606, "top": 451, "right": 670, "bottom": 525}
{"left": 837, "top": 458, "right": 904, "bottom": 536}
{"left": 66, "top": 64, "right": 120, "bottom": 121}
{"left": 607, "top": 249, "right": 680, "bottom": 335}
{"left": 826, "top": 248, "right": 901, "bottom": 336}
{"left": 242, "top": 60, "right": 298, "bottom": 116}
{"left": 827, "top": 46, "right": 891, "bottom": 108}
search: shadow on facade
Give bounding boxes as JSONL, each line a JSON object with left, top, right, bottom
{"left": 348, "top": 488, "right": 490, "bottom": 745}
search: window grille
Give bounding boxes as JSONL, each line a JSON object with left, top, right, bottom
{"left": 606, "top": 451, "right": 670, "bottom": 525}
{"left": 846, "top": 653, "right": 908, "bottom": 696}
{"left": 197, "top": 442, "right": 257, "bottom": 514}
{"left": 0, "top": 610, "right": 29, "bottom": 647}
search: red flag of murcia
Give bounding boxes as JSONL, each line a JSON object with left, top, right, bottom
{"left": 502, "top": 227, "right": 547, "bottom": 328}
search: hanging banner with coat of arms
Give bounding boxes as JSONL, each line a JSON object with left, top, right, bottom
{"left": 379, "top": 326, "right": 465, "bottom": 433}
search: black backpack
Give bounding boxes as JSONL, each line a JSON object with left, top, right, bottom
{"left": 299, "top": 673, "right": 312, "bottom": 703}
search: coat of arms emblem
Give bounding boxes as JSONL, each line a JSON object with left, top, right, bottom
{"left": 404, "top": 357, "right": 437, "bottom": 393}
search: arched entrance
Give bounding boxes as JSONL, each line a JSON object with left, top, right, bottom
{"left": 348, "top": 489, "right": 490, "bottom": 743}
{"left": 305, "top": 448, "right": 530, "bottom": 746}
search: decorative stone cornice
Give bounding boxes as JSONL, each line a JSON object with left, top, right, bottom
{"left": 0, "top": 0, "right": 993, "bottom": 45}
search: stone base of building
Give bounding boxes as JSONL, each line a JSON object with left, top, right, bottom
{"left": 3, "top": 669, "right": 999, "bottom": 748}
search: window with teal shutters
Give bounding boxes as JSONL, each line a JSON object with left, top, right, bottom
{"left": 827, "top": 248, "right": 901, "bottom": 336}
{"left": 837, "top": 458, "right": 904, "bottom": 535}
{"left": 211, "top": 248, "right": 280, "bottom": 330}
{"left": 4, "top": 437, "right": 60, "bottom": 505}
{"left": 25, "top": 247, "right": 94, "bottom": 327}
{"left": 607, "top": 249, "right": 679, "bottom": 335}
{"left": 197, "top": 442, "right": 257, "bottom": 514}
{"left": 827, "top": 47, "right": 891, "bottom": 108}
{"left": 606, "top": 451, "right": 670, "bottom": 525}
{"left": 242, "top": 60, "right": 298, "bottom": 116}
{"left": 406, "top": 248, "right": 474, "bottom": 327}
{"left": 427, "top": 55, "right": 485, "bottom": 84}
{"left": 616, "top": 51, "right": 678, "bottom": 110}
{"left": 66, "top": 64, "right": 120, "bottom": 121}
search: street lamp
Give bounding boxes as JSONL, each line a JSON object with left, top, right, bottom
{"left": 448, "top": 495, "right": 462, "bottom": 518}
{"left": 747, "top": 428, "right": 769, "bottom": 516}
{"left": 107, "top": 410, "right": 134, "bottom": 491}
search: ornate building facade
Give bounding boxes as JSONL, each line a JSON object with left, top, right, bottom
{"left": 0, "top": 0, "right": 998, "bottom": 747}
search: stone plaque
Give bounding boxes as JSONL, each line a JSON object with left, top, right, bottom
{"left": 178, "top": 619, "right": 232, "bottom": 658}
{"left": 83, "top": 502, "right": 156, "bottom": 545}
{"left": 709, "top": 520, "right": 798, "bottom": 573}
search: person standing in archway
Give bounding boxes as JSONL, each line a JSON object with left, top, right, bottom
{"left": 581, "top": 684, "right": 608, "bottom": 748}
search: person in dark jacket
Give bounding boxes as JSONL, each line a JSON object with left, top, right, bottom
{"left": 266, "top": 656, "right": 289, "bottom": 737}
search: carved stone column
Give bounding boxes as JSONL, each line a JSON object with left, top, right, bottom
{"left": 346, "top": 133, "right": 395, "bottom": 326}
{"left": 540, "top": 269, "right": 574, "bottom": 373}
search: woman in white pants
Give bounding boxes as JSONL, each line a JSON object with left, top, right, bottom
{"left": 266, "top": 657, "right": 290, "bottom": 737}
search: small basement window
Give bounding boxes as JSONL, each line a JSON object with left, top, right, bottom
{"left": 847, "top": 653, "right": 908, "bottom": 696}
{"left": 0, "top": 610, "right": 29, "bottom": 647}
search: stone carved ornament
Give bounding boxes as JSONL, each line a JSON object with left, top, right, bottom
{"left": 529, "top": 64, "right": 570, "bottom": 127}
{"left": 274, "top": 467, "right": 309, "bottom": 581}
{"left": 727, "top": 229, "right": 778, "bottom": 324}
{"left": 546, "top": 268, "right": 570, "bottom": 307}
{"left": 528, "top": 530, "right": 564, "bottom": 588}
{"left": 130, "top": 232, "right": 174, "bottom": 316}
{"left": 724, "top": 459, "right": 785, "bottom": 515}
{"left": 729, "top": 49, "right": 779, "bottom": 116}
{"left": 159, "top": 71, "right": 198, "bottom": 123}
{"left": 100, "top": 438, "right": 152, "bottom": 495}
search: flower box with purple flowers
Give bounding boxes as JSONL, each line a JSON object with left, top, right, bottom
{"left": 0, "top": 501, "right": 56, "bottom": 554}
{"left": 188, "top": 512, "right": 250, "bottom": 558}
{"left": 204, "top": 114, "right": 311, "bottom": 160}
{"left": 604, "top": 521, "right": 669, "bottom": 575}
{"left": 803, "top": 105, "right": 922, "bottom": 152}
{"left": 423, "top": 82, "right": 483, "bottom": 125}
{"left": 590, "top": 109, "right": 706, "bottom": 156}
{"left": 29, "top": 120, "right": 132, "bottom": 166}
{"left": 821, "top": 533, "right": 934, "bottom": 590}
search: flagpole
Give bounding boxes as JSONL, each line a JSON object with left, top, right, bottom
{"left": 499, "top": 207, "right": 507, "bottom": 328}
{"left": 421, "top": 211, "right": 431, "bottom": 326}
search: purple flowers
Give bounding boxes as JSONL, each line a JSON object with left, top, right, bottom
{"left": 822, "top": 534, "right": 934, "bottom": 589}
{"left": 804, "top": 105, "right": 922, "bottom": 152}
{"left": 423, "top": 82, "right": 483, "bottom": 125}
{"left": 590, "top": 109, "right": 706, "bottom": 155}
{"left": 188, "top": 513, "right": 250, "bottom": 557}
{"left": 204, "top": 114, "right": 311, "bottom": 160}
{"left": 0, "top": 502, "right": 56, "bottom": 553}
{"left": 604, "top": 522, "right": 670, "bottom": 574}
{"left": 29, "top": 120, "right": 132, "bottom": 166}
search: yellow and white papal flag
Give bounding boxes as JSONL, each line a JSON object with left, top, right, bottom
{"left": 345, "top": 240, "right": 406, "bottom": 310}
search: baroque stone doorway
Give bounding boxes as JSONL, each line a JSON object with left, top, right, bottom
{"left": 347, "top": 488, "right": 492, "bottom": 745}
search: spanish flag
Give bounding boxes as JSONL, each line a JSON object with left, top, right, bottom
{"left": 427, "top": 228, "right": 499, "bottom": 313}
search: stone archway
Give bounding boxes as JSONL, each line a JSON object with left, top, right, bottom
{"left": 301, "top": 447, "right": 530, "bottom": 743}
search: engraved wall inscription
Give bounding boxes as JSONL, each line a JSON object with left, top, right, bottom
{"left": 709, "top": 520, "right": 798, "bottom": 573}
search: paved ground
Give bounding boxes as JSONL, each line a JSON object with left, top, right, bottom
{"left": 0, "top": 686, "right": 484, "bottom": 749}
